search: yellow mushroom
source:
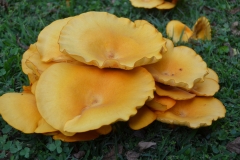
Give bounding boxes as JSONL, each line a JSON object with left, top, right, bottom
{"left": 129, "top": 0, "right": 164, "bottom": 9}
{"left": 36, "top": 17, "right": 75, "bottom": 62}
{"left": 59, "top": 11, "right": 166, "bottom": 69}
{"left": 128, "top": 106, "right": 157, "bottom": 130}
{"left": 144, "top": 39, "right": 208, "bottom": 90}
{"left": 155, "top": 83, "right": 196, "bottom": 100}
{"left": 35, "top": 63, "right": 155, "bottom": 133}
{"left": 53, "top": 131, "right": 99, "bottom": 142}
{"left": 146, "top": 94, "right": 176, "bottom": 111}
{"left": 156, "top": 0, "right": 178, "bottom": 10}
{"left": 191, "top": 17, "right": 211, "bottom": 40}
{"left": 156, "top": 97, "right": 226, "bottom": 128}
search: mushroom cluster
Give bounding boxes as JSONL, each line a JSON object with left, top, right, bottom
{"left": 166, "top": 17, "right": 211, "bottom": 43}
{"left": 129, "top": 0, "right": 178, "bottom": 10}
{"left": 0, "top": 12, "right": 225, "bottom": 142}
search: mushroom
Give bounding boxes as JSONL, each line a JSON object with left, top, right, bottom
{"left": 128, "top": 106, "right": 157, "bottom": 130}
{"left": 155, "top": 83, "right": 196, "bottom": 100}
{"left": 36, "top": 17, "right": 75, "bottom": 62}
{"left": 146, "top": 93, "right": 176, "bottom": 111}
{"left": 166, "top": 17, "right": 211, "bottom": 43}
{"left": 96, "top": 125, "right": 112, "bottom": 135}
{"left": 129, "top": 0, "right": 164, "bottom": 9}
{"left": 35, "top": 118, "right": 57, "bottom": 133}
{"left": 0, "top": 93, "right": 42, "bottom": 133}
{"left": 190, "top": 78, "right": 220, "bottom": 96}
{"left": 191, "top": 17, "right": 211, "bottom": 40}
{"left": 53, "top": 131, "right": 100, "bottom": 142}
{"left": 156, "top": 0, "right": 178, "bottom": 10}
{"left": 59, "top": 11, "right": 166, "bottom": 69}
{"left": 35, "top": 63, "right": 155, "bottom": 133}
{"left": 144, "top": 39, "right": 208, "bottom": 90}
{"left": 166, "top": 20, "right": 193, "bottom": 43}
{"left": 205, "top": 68, "right": 219, "bottom": 83}
{"left": 156, "top": 97, "right": 226, "bottom": 128}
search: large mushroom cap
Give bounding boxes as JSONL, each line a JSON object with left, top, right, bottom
{"left": 129, "top": 0, "right": 164, "bottom": 9}
{"left": 128, "top": 106, "right": 157, "bottom": 130}
{"left": 144, "top": 39, "right": 208, "bottom": 90}
{"left": 155, "top": 83, "right": 196, "bottom": 100}
{"left": 59, "top": 11, "right": 166, "bottom": 69}
{"left": 156, "top": 0, "right": 178, "bottom": 10}
{"left": 35, "top": 63, "right": 155, "bottom": 133}
{"left": 166, "top": 20, "right": 193, "bottom": 43}
{"left": 0, "top": 93, "right": 41, "bottom": 133}
{"left": 191, "top": 17, "right": 211, "bottom": 40}
{"left": 156, "top": 97, "right": 226, "bottom": 128}
{"left": 36, "top": 17, "right": 75, "bottom": 62}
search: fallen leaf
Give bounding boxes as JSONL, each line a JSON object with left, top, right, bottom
{"left": 229, "top": 7, "right": 240, "bottom": 14}
{"left": 231, "top": 21, "right": 240, "bottom": 36}
{"left": 103, "top": 145, "right": 123, "bottom": 160}
{"left": 138, "top": 141, "right": 156, "bottom": 151}
{"left": 125, "top": 151, "right": 140, "bottom": 160}
{"left": 73, "top": 151, "right": 85, "bottom": 159}
{"left": 226, "top": 137, "right": 240, "bottom": 154}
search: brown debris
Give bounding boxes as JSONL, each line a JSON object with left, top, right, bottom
{"left": 229, "top": 7, "right": 240, "bottom": 14}
{"left": 103, "top": 145, "right": 123, "bottom": 160}
{"left": 0, "top": 0, "right": 8, "bottom": 13}
{"left": 138, "top": 141, "right": 156, "bottom": 151}
{"left": 226, "top": 137, "right": 240, "bottom": 154}
{"left": 125, "top": 151, "right": 140, "bottom": 160}
{"left": 231, "top": 21, "right": 240, "bottom": 36}
{"left": 16, "top": 35, "right": 29, "bottom": 50}
{"left": 73, "top": 151, "right": 85, "bottom": 159}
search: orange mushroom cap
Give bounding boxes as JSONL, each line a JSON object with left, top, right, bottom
{"left": 96, "top": 125, "right": 112, "bottom": 135}
{"left": 21, "top": 44, "right": 55, "bottom": 76}
{"left": 166, "top": 20, "right": 193, "bottom": 43}
{"left": 128, "top": 106, "right": 157, "bottom": 130}
{"left": 129, "top": 0, "right": 164, "bottom": 9}
{"left": 191, "top": 17, "right": 211, "bottom": 40}
{"left": 206, "top": 68, "right": 219, "bottom": 83}
{"left": 35, "top": 63, "right": 155, "bottom": 133}
{"left": 36, "top": 17, "right": 76, "bottom": 62}
{"left": 155, "top": 83, "right": 196, "bottom": 100}
{"left": 144, "top": 39, "right": 208, "bottom": 90}
{"left": 156, "top": 97, "right": 226, "bottom": 128}
{"left": 35, "top": 118, "right": 57, "bottom": 133}
{"left": 190, "top": 78, "right": 220, "bottom": 96}
{"left": 0, "top": 93, "right": 41, "bottom": 133}
{"left": 59, "top": 11, "right": 166, "bottom": 69}
{"left": 53, "top": 131, "right": 99, "bottom": 142}
{"left": 146, "top": 94, "right": 176, "bottom": 111}
{"left": 156, "top": 0, "right": 178, "bottom": 10}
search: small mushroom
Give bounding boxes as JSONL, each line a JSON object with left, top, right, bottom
{"left": 156, "top": 0, "right": 178, "bottom": 10}
{"left": 128, "top": 106, "right": 157, "bottom": 130}
{"left": 166, "top": 20, "right": 193, "bottom": 43}
{"left": 129, "top": 0, "right": 164, "bottom": 9}
{"left": 156, "top": 97, "right": 226, "bottom": 128}
{"left": 146, "top": 94, "right": 176, "bottom": 111}
{"left": 190, "top": 78, "right": 219, "bottom": 96}
{"left": 191, "top": 17, "right": 211, "bottom": 40}
{"left": 155, "top": 83, "right": 196, "bottom": 100}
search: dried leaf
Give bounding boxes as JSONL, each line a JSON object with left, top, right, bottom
{"left": 103, "top": 145, "right": 123, "bottom": 160}
{"left": 231, "top": 21, "right": 240, "bottom": 36}
{"left": 226, "top": 137, "right": 240, "bottom": 154}
{"left": 138, "top": 141, "right": 156, "bottom": 151}
{"left": 125, "top": 151, "right": 140, "bottom": 160}
{"left": 73, "top": 151, "right": 85, "bottom": 159}
{"left": 229, "top": 7, "right": 240, "bottom": 14}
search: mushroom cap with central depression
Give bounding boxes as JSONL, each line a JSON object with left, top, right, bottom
{"left": 35, "top": 63, "right": 155, "bottom": 133}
